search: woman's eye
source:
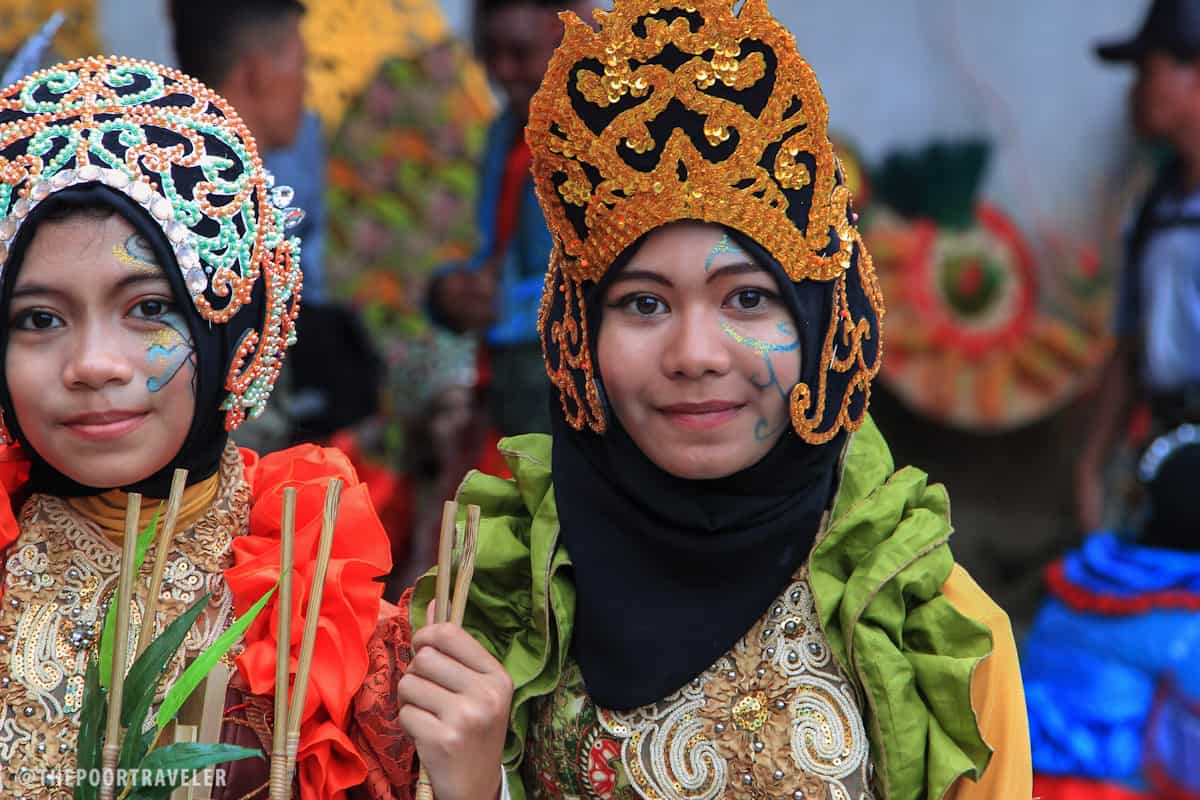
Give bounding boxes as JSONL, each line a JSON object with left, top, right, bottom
{"left": 731, "top": 289, "right": 767, "bottom": 310}
{"left": 614, "top": 293, "right": 668, "bottom": 316}
{"left": 131, "top": 299, "right": 171, "bottom": 320}
{"left": 12, "top": 309, "right": 63, "bottom": 330}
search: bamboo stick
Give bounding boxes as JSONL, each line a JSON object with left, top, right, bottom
{"left": 100, "top": 492, "right": 142, "bottom": 800}
{"left": 282, "top": 479, "right": 343, "bottom": 794}
{"left": 450, "top": 505, "right": 480, "bottom": 626}
{"left": 433, "top": 500, "right": 456, "bottom": 626}
{"left": 137, "top": 468, "right": 189, "bottom": 658}
{"left": 269, "top": 488, "right": 298, "bottom": 800}
{"left": 415, "top": 501, "right": 461, "bottom": 800}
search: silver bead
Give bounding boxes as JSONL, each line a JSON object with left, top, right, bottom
{"left": 741, "top": 775, "right": 752, "bottom": 786}
{"left": 753, "top": 741, "right": 764, "bottom": 753}
{"left": 773, "top": 770, "right": 784, "bottom": 780}
{"left": 766, "top": 647, "right": 776, "bottom": 658}
{"left": 784, "top": 620, "right": 798, "bottom": 635}
{"left": 787, "top": 651, "right": 799, "bottom": 664}
{"left": 283, "top": 207, "right": 306, "bottom": 229}
{"left": 714, "top": 723, "right": 725, "bottom": 733}
{"left": 185, "top": 268, "right": 208, "bottom": 294}
{"left": 22, "top": 706, "right": 34, "bottom": 716}
{"left": 1, "top": 676, "right": 9, "bottom": 687}
{"left": 726, "top": 671, "right": 736, "bottom": 682}
{"left": 756, "top": 668, "right": 766, "bottom": 678}
{"left": 790, "top": 590, "right": 801, "bottom": 602}
{"left": 793, "top": 792, "right": 805, "bottom": 800}
{"left": 775, "top": 700, "right": 786, "bottom": 710}
{"left": 270, "top": 185, "right": 295, "bottom": 209}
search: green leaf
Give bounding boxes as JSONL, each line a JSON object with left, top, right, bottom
{"left": 156, "top": 581, "right": 278, "bottom": 729}
{"left": 119, "top": 593, "right": 212, "bottom": 769}
{"left": 74, "top": 657, "right": 106, "bottom": 800}
{"left": 99, "top": 510, "right": 161, "bottom": 688}
{"left": 125, "top": 742, "right": 263, "bottom": 798}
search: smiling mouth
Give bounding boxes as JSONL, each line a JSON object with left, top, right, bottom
{"left": 658, "top": 401, "right": 745, "bottom": 430}
{"left": 61, "top": 410, "right": 149, "bottom": 441}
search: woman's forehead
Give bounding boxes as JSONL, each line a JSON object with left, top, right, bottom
{"left": 14, "top": 213, "right": 169, "bottom": 290}
{"left": 622, "top": 223, "right": 767, "bottom": 277}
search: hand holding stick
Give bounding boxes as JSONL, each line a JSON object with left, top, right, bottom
{"left": 414, "top": 501, "right": 482, "bottom": 800}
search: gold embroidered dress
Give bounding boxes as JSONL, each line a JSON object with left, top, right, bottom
{"left": 523, "top": 571, "right": 875, "bottom": 800}
{"left": 0, "top": 444, "right": 246, "bottom": 797}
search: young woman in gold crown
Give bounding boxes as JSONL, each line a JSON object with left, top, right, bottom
{"left": 0, "top": 57, "right": 391, "bottom": 798}
{"left": 349, "top": 2, "right": 1031, "bottom": 799}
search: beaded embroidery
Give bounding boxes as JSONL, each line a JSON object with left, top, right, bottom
{"left": 0, "top": 56, "right": 304, "bottom": 438}
{"left": 529, "top": 0, "right": 884, "bottom": 443}
{"left": 0, "top": 443, "right": 248, "bottom": 798}
{"left": 524, "top": 571, "right": 875, "bottom": 800}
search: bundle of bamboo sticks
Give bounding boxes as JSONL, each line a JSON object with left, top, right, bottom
{"left": 414, "top": 500, "right": 482, "bottom": 800}
{"left": 96, "top": 469, "right": 346, "bottom": 800}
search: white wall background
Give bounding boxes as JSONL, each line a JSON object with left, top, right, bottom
{"left": 101, "top": 1, "right": 1149, "bottom": 240}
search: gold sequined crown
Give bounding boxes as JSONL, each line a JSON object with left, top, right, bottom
{"left": 529, "top": 0, "right": 883, "bottom": 443}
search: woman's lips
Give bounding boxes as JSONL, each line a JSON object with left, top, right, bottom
{"left": 60, "top": 410, "right": 149, "bottom": 441}
{"left": 659, "top": 401, "right": 744, "bottom": 431}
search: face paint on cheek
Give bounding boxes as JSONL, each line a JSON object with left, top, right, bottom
{"left": 112, "top": 233, "right": 160, "bottom": 274}
{"left": 721, "top": 321, "right": 799, "bottom": 440}
{"left": 704, "top": 234, "right": 740, "bottom": 272}
{"left": 144, "top": 310, "right": 196, "bottom": 393}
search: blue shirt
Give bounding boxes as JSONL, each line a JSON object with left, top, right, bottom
{"left": 432, "top": 111, "right": 553, "bottom": 346}
{"left": 264, "top": 111, "right": 328, "bottom": 304}
{"left": 1115, "top": 187, "right": 1200, "bottom": 392}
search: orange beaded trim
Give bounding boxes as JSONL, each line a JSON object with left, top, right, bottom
{"left": 0, "top": 56, "right": 303, "bottom": 437}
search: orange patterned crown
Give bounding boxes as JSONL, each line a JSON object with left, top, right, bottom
{"left": 529, "top": 0, "right": 883, "bottom": 443}
{"left": 0, "top": 57, "right": 304, "bottom": 436}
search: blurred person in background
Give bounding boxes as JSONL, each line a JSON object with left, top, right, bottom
{"left": 1026, "top": 425, "right": 1200, "bottom": 800}
{"left": 170, "top": 0, "right": 381, "bottom": 449}
{"left": 1078, "top": 0, "right": 1200, "bottom": 533}
{"left": 426, "top": 0, "right": 596, "bottom": 437}
{"left": 168, "top": 0, "right": 309, "bottom": 453}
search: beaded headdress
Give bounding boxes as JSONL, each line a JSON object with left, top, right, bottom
{"left": 0, "top": 56, "right": 303, "bottom": 437}
{"left": 529, "top": 0, "right": 883, "bottom": 443}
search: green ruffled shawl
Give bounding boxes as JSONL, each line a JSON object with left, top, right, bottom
{"left": 413, "top": 417, "right": 993, "bottom": 800}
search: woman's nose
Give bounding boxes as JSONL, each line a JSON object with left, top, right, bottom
{"left": 62, "top": 325, "right": 136, "bottom": 390}
{"left": 661, "top": 308, "right": 732, "bottom": 379}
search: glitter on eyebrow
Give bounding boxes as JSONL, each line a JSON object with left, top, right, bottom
{"left": 112, "top": 242, "right": 159, "bottom": 273}
{"left": 705, "top": 234, "right": 741, "bottom": 272}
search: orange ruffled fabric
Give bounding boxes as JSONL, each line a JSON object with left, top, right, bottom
{"left": 0, "top": 445, "right": 30, "bottom": 603}
{"left": 227, "top": 444, "right": 392, "bottom": 800}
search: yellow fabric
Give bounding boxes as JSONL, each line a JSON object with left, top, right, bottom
{"left": 941, "top": 564, "right": 1033, "bottom": 800}
{"left": 66, "top": 472, "right": 220, "bottom": 543}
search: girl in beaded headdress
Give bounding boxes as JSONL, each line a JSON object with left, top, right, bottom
{"left": 350, "top": 2, "right": 1031, "bottom": 800}
{"left": 0, "top": 57, "right": 390, "bottom": 798}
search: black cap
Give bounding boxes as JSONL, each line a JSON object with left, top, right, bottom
{"left": 1096, "top": 0, "right": 1200, "bottom": 63}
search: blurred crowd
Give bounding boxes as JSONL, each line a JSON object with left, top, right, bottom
{"left": 9, "top": 0, "right": 1200, "bottom": 795}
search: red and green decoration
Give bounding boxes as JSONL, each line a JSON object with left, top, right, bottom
{"left": 858, "top": 139, "right": 1110, "bottom": 431}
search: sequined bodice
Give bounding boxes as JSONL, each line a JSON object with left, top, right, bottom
{"left": 523, "top": 572, "right": 876, "bottom": 800}
{"left": 0, "top": 445, "right": 249, "bottom": 798}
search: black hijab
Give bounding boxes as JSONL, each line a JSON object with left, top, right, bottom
{"left": 552, "top": 227, "right": 850, "bottom": 710}
{"left": 0, "top": 184, "right": 267, "bottom": 498}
